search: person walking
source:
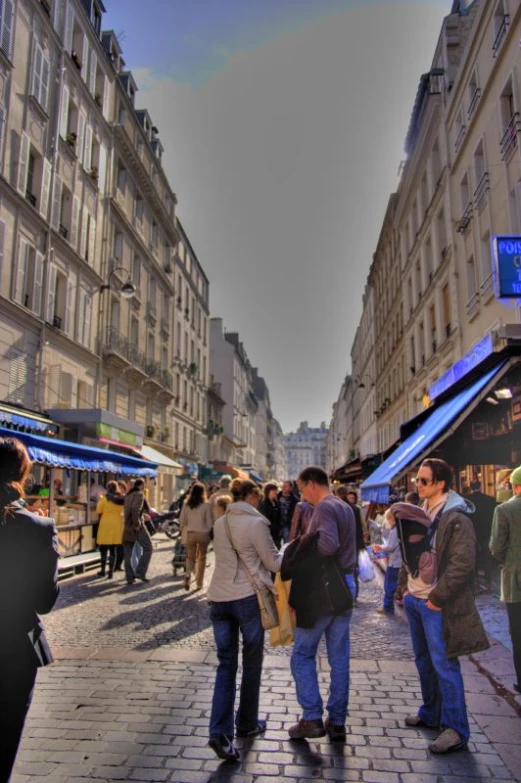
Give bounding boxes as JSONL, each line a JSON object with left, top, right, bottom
{"left": 207, "top": 478, "right": 282, "bottom": 762}
{"left": 278, "top": 480, "right": 299, "bottom": 542}
{"left": 0, "top": 437, "right": 60, "bottom": 782}
{"left": 179, "top": 482, "right": 213, "bottom": 591}
{"left": 468, "top": 480, "right": 497, "bottom": 591}
{"left": 336, "top": 486, "right": 365, "bottom": 604}
{"left": 123, "top": 479, "right": 153, "bottom": 585}
{"left": 489, "top": 465, "right": 521, "bottom": 694}
{"left": 401, "top": 458, "right": 488, "bottom": 754}
{"left": 259, "top": 481, "right": 283, "bottom": 547}
{"left": 286, "top": 466, "right": 357, "bottom": 743}
{"left": 96, "top": 481, "right": 125, "bottom": 579}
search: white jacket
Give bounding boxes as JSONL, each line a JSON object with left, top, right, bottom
{"left": 207, "top": 501, "right": 283, "bottom": 602}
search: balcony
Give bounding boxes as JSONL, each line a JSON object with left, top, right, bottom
{"left": 103, "top": 327, "right": 173, "bottom": 396}
{"left": 454, "top": 124, "right": 466, "bottom": 153}
{"left": 473, "top": 172, "right": 489, "bottom": 213}
{"left": 25, "top": 190, "right": 37, "bottom": 207}
{"left": 480, "top": 272, "right": 494, "bottom": 301}
{"left": 456, "top": 202, "right": 473, "bottom": 235}
{"left": 500, "top": 112, "right": 520, "bottom": 161}
{"left": 466, "top": 292, "right": 480, "bottom": 318}
{"left": 59, "top": 224, "right": 68, "bottom": 239}
{"left": 492, "top": 14, "right": 509, "bottom": 58}
{"left": 52, "top": 315, "right": 62, "bottom": 330}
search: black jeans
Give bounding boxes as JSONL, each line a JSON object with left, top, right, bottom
{"left": 99, "top": 544, "right": 116, "bottom": 575}
{"left": 507, "top": 602, "right": 521, "bottom": 686}
{"left": 0, "top": 657, "right": 37, "bottom": 782}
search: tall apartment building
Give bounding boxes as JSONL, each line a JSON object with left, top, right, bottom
{"left": 0, "top": 0, "right": 210, "bottom": 506}
{"left": 285, "top": 421, "right": 328, "bottom": 481}
{"left": 272, "top": 419, "right": 288, "bottom": 482}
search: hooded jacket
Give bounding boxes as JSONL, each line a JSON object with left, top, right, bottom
{"left": 207, "top": 501, "right": 282, "bottom": 602}
{"left": 395, "top": 491, "right": 488, "bottom": 659}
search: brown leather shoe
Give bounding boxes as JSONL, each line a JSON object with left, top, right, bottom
{"left": 428, "top": 728, "right": 466, "bottom": 754}
{"left": 325, "top": 718, "right": 346, "bottom": 742}
{"left": 288, "top": 718, "right": 326, "bottom": 739}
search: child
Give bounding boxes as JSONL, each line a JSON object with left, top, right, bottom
{"left": 374, "top": 509, "right": 403, "bottom": 615}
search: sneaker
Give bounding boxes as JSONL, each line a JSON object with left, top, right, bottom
{"left": 125, "top": 579, "right": 135, "bottom": 586}
{"left": 208, "top": 734, "right": 241, "bottom": 761}
{"left": 404, "top": 715, "right": 438, "bottom": 728}
{"left": 136, "top": 576, "right": 150, "bottom": 582}
{"left": 288, "top": 718, "right": 326, "bottom": 739}
{"left": 236, "top": 719, "right": 267, "bottom": 738}
{"left": 325, "top": 718, "right": 346, "bottom": 742}
{"left": 428, "top": 728, "right": 466, "bottom": 754}
{"left": 376, "top": 607, "right": 393, "bottom": 615}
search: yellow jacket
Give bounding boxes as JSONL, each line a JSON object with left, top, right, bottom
{"left": 96, "top": 496, "right": 124, "bottom": 545}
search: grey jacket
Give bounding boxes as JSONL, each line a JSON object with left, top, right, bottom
{"left": 123, "top": 490, "right": 145, "bottom": 544}
{"left": 207, "top": 501, "right": 283, "bottom": 602}
{"left": 490, "top": 494, "right": 521, "bottom": 603}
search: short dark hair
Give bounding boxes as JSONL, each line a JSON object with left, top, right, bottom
{"left": 347, "top": 490, "right": 358, "bottom": 503}
{"left": 298, "top": 466, "right": 329, "bottom": 487}
{"left": 405, "top": 491, "right": 420, "bottom": 505}
{"left": 470, "top": 480, "right": 481, "bottom": 491}
{"left": 263, "top": 481, "right": 279, "bottom": 500}
{"left": 421, "top": 459, "right": 453, "bottom": 493}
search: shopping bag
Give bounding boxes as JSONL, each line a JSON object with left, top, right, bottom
{"left": 269, "top": 573, "right": 295, "bottom": 647}
{"left": 358, "top": 548, "right": 376, "bottom": 582}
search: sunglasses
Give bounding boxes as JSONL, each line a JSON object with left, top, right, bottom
{"left": 414, "top": 477, "right": 433, "bottom": 486}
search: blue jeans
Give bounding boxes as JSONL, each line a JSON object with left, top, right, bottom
{"left": 131, "top": 541, "right": 143, "bottom": 571}
{"left": 209, "top": 595, "right": 264, "bottom": 739}
{"left": 404, "top": 593, "right": 470, "bottom": 742}
{"left": 290, "top": 574, "right": 355, "bottom": 725}
{"left": 383, "top": 566, "right": 400, "bottom": 613}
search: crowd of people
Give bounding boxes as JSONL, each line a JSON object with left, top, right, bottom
{"left": 1, "top": 433, "right": 521, "bottom": 777}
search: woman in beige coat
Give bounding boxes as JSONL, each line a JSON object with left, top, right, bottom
{"left": 207, "top": 478, "right": 282, "bottom": 762}
{"left": 180, "top": 482, "right": 213, "bottom": 591}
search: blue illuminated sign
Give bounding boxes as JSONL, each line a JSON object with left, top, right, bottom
{"left": 429, "top": 332, "right": 495, "bottom": 401}
{"left": 491, "top": 235, "right": 521, "bottom": 299}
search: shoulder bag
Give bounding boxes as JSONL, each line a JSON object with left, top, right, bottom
{"left": 223, "top": 515, "right": 279, "bottom": 630}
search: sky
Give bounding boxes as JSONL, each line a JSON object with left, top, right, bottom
{"left": 103, "top": 0, "right": 451, "bottom": 433}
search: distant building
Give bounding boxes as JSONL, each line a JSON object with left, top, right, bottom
{"left": 284, "top": 421, "right": 328, "bottom": 480}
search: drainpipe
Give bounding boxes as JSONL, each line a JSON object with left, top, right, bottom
{"left": 36, "top": 48, "right": 65, "bottom": 411}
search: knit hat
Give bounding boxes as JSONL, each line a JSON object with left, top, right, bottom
{"left": 510, "top": 466, "right": 521, "bottom": 487}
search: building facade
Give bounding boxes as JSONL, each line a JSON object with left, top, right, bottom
{"left": 285, "top": 421, "right": 328, "bottom": 480}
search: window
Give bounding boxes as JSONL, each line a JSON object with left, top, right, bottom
{"left": 480, "top": 231, "right": 493, "bottom": 291}
{"left": 117, "top": 165, "right": 126, "bottom": 193}
{"left": 130, "top": 316, "right": 139, "bottom": 346}
{"left": 454, "top": 110, "right": 466, "bottom": 152}
{"left": 132, "top": 256, "right": 141, "bottom": 289}
{"left": 113, "top": 231, "right": 123, "bottom": 261}
{"left": 425, "top": 237, "right": 434, "bottom": 282}
{"left": 31, "top": 41, "right": 50, "bottom": 112}
{"left": 135, "top": 194, "right": 144, "bottom": 222}
{"left": 499, "top": 78, "right": 518, "bottom": 160}
{"left": 147, "top": 332, "right": 155, "bottom": 361}
{"left": 466, "top": 256, "right": 478, "bottom": 314}
{"left": 421, "top": 173, "right": 429, "bottom": 215}
{"left": 7, "top": 350, "right": 27, "bottom": 405}
{"left": 0, "top": 0, "right": 14, "bottom": 60}
{"left": 442, "top": 284, "right": 451, "bottom": 337}
{"left": 47, "top": 265, "right": 68, "bottom": 330}
{"left": 78, "top": 288, "right": 92, "bottom": 348}
{"left": 467, "top": 70, "right": 480, "bottom": 118}
{"left": 492, "top": 1, "right": 509, "bottom": 57}
{"left": 429, "top": 304, "right": 436, "bottom": 354}
{"left": 473, "top": 139, "right": 488, "bottom": 212}
{"left": 13, "top": 239, "right": 43, "bottom": 315}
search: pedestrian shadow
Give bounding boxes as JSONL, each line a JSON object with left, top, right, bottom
{"left": 204, "top": 742, "right": 252, "bottom": 781}
{"left": 289, "top": 738, "right": 325, "bottom": 770}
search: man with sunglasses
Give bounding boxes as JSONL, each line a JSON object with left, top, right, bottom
{"left": 403, "top": 459, "right": 488, "bottom": 754}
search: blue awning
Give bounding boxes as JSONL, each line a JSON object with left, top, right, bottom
{"left": 0, "top": 427, "right": 158, "bottom": 477}
{"left": 360, "top": 362, "right": 507, "bottom": 503}
{"left": 249, "top": 470, "right": 264, "bottom": 484}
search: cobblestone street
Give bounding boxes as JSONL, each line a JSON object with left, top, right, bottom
{"left": 12, "top": 537, "right": 521, "bottom": 783}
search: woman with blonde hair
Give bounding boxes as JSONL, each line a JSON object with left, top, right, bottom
{"left": 207, "top": 478, "right": 283, "bottom": 762}
{"left": 96, "top": 480, "right": 125, "bottom": 578}
{"left": 0, "top": 437, "right": 59, "bottom": 781}
{"left": 179, "top": 481, "right": 213, "bottom": 591}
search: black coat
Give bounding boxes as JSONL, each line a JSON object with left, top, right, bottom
{"left": 277, "top": 491, "right": 299, "bottom": 528}
{"left": 0, "top": 502, "right": 59, "bottom": 668}
{"left": 259, "top": 499, "right": 283, "bottom": 542}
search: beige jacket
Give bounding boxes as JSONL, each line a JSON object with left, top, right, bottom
{"left": 179, "top": 501, "right": 213, "bottom": 536}
{"left": 207, "top": 501, "right": 283, "bottom": 602}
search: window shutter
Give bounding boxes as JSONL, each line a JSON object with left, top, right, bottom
{"left": 14, "top": 239, "right": 28, "bottom": 304}
{"left": 53, "top": 0, "right": 62, "bottom": 34}
{"left": 33, "top": 251, "right": 44, "bottom": 316}
{"left": 76, "top": 111, "right": 86, "bottom": 164}
{"left": 70, "top": 194, "right": 80, "bottom": 249}
{"left": 80, "top": 290, "right": 91, "bottom": 348}
{"left": 59, "top": 371, "right": 75, "bottom": 408}
{"left": 64, "top": 2, "right": 74, "bottom": 52}
{"left": 98, "top": 143, "right": 107, "bottom": 194}
{"left": 80, "top": 208, "right": 88, "bottom": 259}
{"left": 102, "top": 75, "right": 109, "bottom": 120}
{"left": 83, "top": 124, "right": 92, "bottom": 171}
{"left": 0, "top": 219, "right": 5, "bottom": 285}
{"left": 8, "top": 351, "right": 27, "bottom": 405}
{"left": 51, "top": 175, "right": 62, "bottom": 230}
{"left": 89, "top": 51, "right": 97, "bottom": 95}
{"left": 40, "top": 158, "right": 52, "bottom": 219}
{"left": 64, "top": 278, "right": 75, "bottom": 336}
{"left": 88, "top": 213, "right": 96, "bottom": 268}
{"left": 17, "top": 131, "right": 30, "bottom": 196}
{"left": 0, "top": 104, "right": 5, "bottom": 160}
{"left": 1, "top": 0, "right": 13, "bottom": 59}
{"left": 59, "top": 85, "right": 69, "bottom": 139}
{"left": 46, "top": 263, "right": 57, "bottom": 323}
{"left": 81, "top": 35, "right": 89, "bottom": 82}
{"left": 32, "top": 42, "right": 42, "bottom": 102}
{"left": 41, "top": 52, "right": 50, "bottom": 111}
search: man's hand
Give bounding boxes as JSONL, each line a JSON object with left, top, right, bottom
{"left": 426, "top": 600, "right": 442, "bottom": 611}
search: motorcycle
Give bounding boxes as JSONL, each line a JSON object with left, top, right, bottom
{"left": 147, "top": 509, "right": 180, "bottom": 539}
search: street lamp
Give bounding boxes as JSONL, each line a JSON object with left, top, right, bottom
{"left": 100, "top": 266, "right": 137, "bottom": 299}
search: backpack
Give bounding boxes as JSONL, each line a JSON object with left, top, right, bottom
{"left": 395, "top": 508, "right": 443, "bottom": 585}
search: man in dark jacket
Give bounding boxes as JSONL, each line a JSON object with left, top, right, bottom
{"left": 287, "top": 466, "right": 356, "bottom": 743}
{"left": 277, "top": 480, "right": 298, "bottom": 542}
{"left": 402, "top": 459, "right": 488, "bottom": 755}
{"left": 123, "top": 479, "right": 153, "bottom": 585}
{"left": 468, "top": 480, "right": 496, "bottom": 591}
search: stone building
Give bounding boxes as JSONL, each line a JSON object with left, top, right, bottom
{"left": 285, "top": 421, "right": 328, "bottom": 481}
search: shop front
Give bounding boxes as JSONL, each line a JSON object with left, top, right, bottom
{"left": 0, "top": 426, "right": 157, "bottom": 559}
{"left": 360, "top": 333, "right": 521, "bottom": 504}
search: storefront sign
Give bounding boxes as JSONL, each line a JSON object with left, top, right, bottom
{"left": 491, "top": 235, "right": 521, "bottom": 299}
{"left": 96, "top": 423, "right": 143, "bottom": 449}
{"left": 429, "top": 332, "right": 495, "bottom": 401}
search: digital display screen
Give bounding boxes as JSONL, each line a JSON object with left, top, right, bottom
{"left": 492, "top": 236, "right": 521, "bottom": 298}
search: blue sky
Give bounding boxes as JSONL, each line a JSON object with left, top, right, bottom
{"left": 104, "top": 0, "right": 449, "bottom": 87}
{"left": 101, "top": 1, "right": 453, "bottom": 433}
